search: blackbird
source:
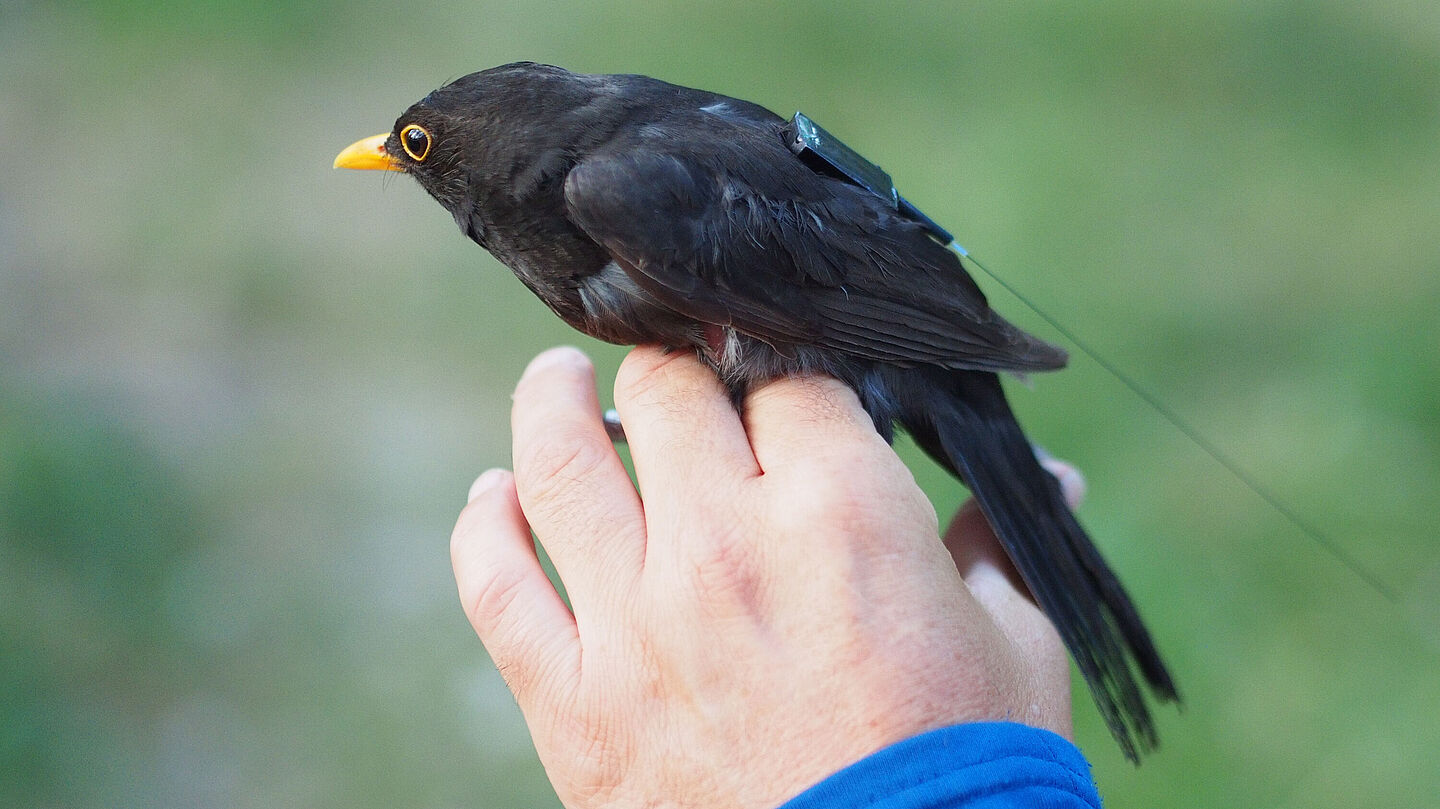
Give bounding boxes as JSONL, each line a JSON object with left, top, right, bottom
{"left": 336, "top": 61, "right": 1179, "bottom": 760}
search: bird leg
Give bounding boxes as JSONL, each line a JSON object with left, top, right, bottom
{"left": 603, "top": 409, "right": 626, "bottom": 444}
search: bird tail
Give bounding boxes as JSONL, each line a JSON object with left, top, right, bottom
{"left": 896, "top": 368, "right": 1180, "bottom": 762}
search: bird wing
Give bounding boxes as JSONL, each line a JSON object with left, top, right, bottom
{"left": 562, "top": 147, "right": 1067, "bottom": 372}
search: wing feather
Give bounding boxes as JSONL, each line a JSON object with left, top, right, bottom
{"left": 563, "top": 148, "right": 1066, "bottom": 372}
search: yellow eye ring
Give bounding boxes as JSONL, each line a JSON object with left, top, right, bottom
{"left": 400, "top": 124, "right": 431, "bottom": 162}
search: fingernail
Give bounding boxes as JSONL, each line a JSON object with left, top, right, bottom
{"left": 1039, "top": 456, "right": 1087, "bottom": 509}
{"left": 467, "top": 469, "right": 506, "bottom": 503}
{"left": 520, "top": 346, "right": 587, "bottom": 382}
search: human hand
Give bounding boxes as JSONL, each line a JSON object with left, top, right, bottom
{"left": 451, "top": 346, "right": 1074, "bottom": 809}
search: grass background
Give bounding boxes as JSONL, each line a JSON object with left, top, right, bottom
{"left": 2, "top": 1, "right": 1437, "bottom": 806}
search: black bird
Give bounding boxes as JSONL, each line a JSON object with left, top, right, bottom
{"left": 336, "top": 62, "right": 1179, "bottom": 760}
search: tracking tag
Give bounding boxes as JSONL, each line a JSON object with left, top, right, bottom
{"left": 784, "top": 112, "right": 955, "bottom": 245}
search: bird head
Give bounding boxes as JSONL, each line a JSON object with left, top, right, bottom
{"left": 334, "top": 63, "right": 617, "bottom": 237}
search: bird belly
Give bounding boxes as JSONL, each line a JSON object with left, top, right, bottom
{"left": 571, "top": 263, "right": 807, "bottom": 385}
{"left": 570, "top": 262, "right": 892, "bottom": 438}
{"left": 571, "top": 261, "right": 701, "bottom": 347}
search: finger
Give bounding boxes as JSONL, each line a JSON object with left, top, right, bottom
{"left": 741, "top": 374, "right": 895, "bottom": 477}
{"left": 945, "top": 501, "right": 1065, "bottom": 664}
{"left": 613, "top": 345, "right": 761, "bottom": 490}
{"left": 1036, "top": 451, "right": 1086, "bottom": 510}
{"left": 453, "top": 469, "right": 580, "bottom": 704}
{"left": 945, "top": 499, "right": 1030, "bottom": 604}
{"left": 511, "top": 347, "right": 646, "bottom": 608}
{"left": 946, "top": 453, "right": 1088, "bottom": 607}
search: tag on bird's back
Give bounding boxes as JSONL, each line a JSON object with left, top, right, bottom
{"left": 785, "top": 112, "right": 955, "bottom": 245}
{"left": 785, "top": 113, "right": 898, "bottom": 205}
{"left": 782, "top": 111, "right": 1392, "bottom": 599}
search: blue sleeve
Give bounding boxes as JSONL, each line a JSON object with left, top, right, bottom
{"left": 777, "top": 722, "right": 1101, "bottom": 809}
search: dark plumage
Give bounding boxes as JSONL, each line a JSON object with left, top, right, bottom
{"left": 338, "top": 61, "right": 1179, "bottom": 760}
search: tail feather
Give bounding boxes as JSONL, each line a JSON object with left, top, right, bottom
{"left": 894, "top": 367, "right": 1179, "bottom": 762}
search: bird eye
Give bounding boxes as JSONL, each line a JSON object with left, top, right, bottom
{"left": 400, "top": 124, "right": 431, "bottom": 162}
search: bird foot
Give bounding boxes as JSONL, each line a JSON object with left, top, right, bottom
{"left": 603, "top": 409, "right": 626, "bottom": 443}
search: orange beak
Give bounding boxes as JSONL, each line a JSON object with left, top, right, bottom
{"left": 333, "top": 133, "right": 401, "bottom": 171}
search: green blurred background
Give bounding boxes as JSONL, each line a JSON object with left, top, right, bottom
{"left": 2, "top": 1, "right": 1437, "bottom": 806}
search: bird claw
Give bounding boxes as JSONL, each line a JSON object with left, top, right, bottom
{"left": 603, "top": 409, "right": 626, "bottom": 444}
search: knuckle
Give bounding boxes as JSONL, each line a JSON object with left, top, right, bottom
{"left": 684, "top": 528, "right": 766, "bottom": 608}
{"left": 492, "top": 652, "right": 537, "bottom": 701}
{"left": 515, "top": 433, "right": 642, "bottom": 545}
{"left": 768, "top": 444, "right": 934, "bottom": 540}
{"left": 517, "top": 431, "right": 610, "bottom": 503}
{"left": 779, "top": 469, "right": 870, "bottom": 528}
{"left": 749, "top": 374, "right": 865, "bottom": 430}
{"left": 615, "top": 347, "right": 698, "bottom": 407}
{"left": 793, "top": 376, "right": 860, "bottom": 423}
{"left": 466, "top": 566, "right": 527, "bottom": 636}
{"left": 765, "top": 465, "right": 937, "bottom": 557}
{"left": 467, "top": 574, "right": 545, "bottom": 701}
{"left": 554, "top": 722, "right": 632, "bottom": 804}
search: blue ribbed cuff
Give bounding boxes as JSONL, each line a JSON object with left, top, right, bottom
{"left": 778, "top": 722, "right": 1101, "bottom": 809}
